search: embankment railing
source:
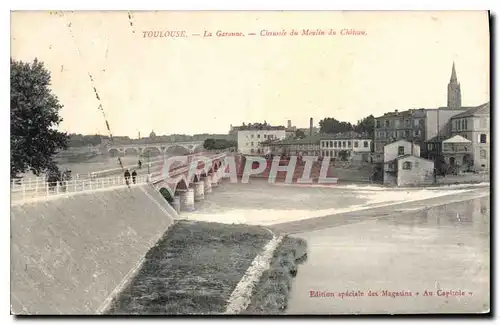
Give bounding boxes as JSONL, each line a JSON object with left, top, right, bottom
{"left": 11, "top": 174, "right": 151, "bottom": 203}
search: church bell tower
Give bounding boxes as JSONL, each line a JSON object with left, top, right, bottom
{"left": 447, "top": 62, "right": 462, "bottom": 109}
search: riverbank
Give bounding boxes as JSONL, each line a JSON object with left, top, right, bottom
{"left": 106, "top": 220, "right": 274, "bottom": 315}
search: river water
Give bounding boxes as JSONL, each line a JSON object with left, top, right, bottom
{"left": 181, "top": 179, "right": 490, "bottom": 314}
{"left": 285, "top": 194, "right": 490, "bottom": 314}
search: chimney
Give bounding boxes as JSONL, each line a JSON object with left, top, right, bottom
{"left": 309, "top": 117, "right": 313, "bottom": 136}
{"left": 287, "top": 120, "right": 292, "bottom": 129}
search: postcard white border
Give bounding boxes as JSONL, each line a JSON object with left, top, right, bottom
{"left": 3, "top": 0, "right": 496, "bottom": 324}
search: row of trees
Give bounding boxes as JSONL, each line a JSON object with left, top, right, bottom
{"left": 203, "top": 138, "right": 237, "bottom": 150}
{"left": 68, "top": 134, "right": 104, "bottom": 147}
{"left": 318, "top": 115, "right": 375, "bottom": 136}
{"left": 238, "top": 121, "right": 285, "bottom": 130}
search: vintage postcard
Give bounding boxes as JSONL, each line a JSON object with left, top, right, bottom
{"left": 10, "top": 10, "right": 490, "bottom": 315}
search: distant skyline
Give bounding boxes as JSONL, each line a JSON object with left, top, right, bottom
{"left": 11, "top": 11, "right": 489, "bottom": 137}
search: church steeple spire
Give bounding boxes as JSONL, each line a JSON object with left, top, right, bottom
{"left": 450, "top": 61, "right": 458, "bottom": 83}
{"left": 447, "top": 62, "right": 461, "bottom": 109}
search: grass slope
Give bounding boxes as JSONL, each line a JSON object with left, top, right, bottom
{"left": 243, "top": 236, "right": 308, "bottom": 315}
{"left": 106, "top": 220, "right": 273, "bottom": 315}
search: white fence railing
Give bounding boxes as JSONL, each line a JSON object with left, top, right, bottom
{"left": 11, "top": 174, "right": 151, "bottom": 203}
{"left": 10, "top": 153, "right": 229, "bottom": 203}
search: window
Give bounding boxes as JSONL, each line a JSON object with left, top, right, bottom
{"left": 405, "top": 130, "right": 410, "bottom": 137}
{"left": 334, "top": 141, "right": 337, "bottom": 148}
{"left": 257, "top": 134, "right": 260, "bottom": 138}
{"left": 398, "top": 146, "right": 405, "bottom": 155}
{"left": 480, "top": 150, "right": 487, "bottom": 159}
{"left": 263, "top": 134, "right": 267, "bottom": 138}
{"left": 376, "top": 120, "right": 381, "bottom": 128}
{"left": 385, "top": 120, "right": 390, "bottom": 127}
{"left": 402, "top": 161, "right": 412, "bottom": 170}
{"left": 251, "top": 134, "right": 254, "bottom": 138}
{"left": 414, "top": 119, "right": 419, "bottom": 127}
{"left": 330, "top": 141, "right": 334, "bottom": 147}
{"left": 363, "top": 141, "right": 368, "bottom": 148}
{"left": 480, "top": 134, "right": 487, "bottom": 144}
{"left": 343, "top": 141, "right": 347, "bottom": 148}
{"left": 251, "top": 149, "right": 254, "bottom": 153}
{"left": 251, "top": 142, "right": 254, "bottom": 146}
{"left": 465, "top": 119, "right": 468, "bottom": 130}
{"left": 405, "top": 120, "right": 411, "bottom": 127}
{"left": 354, "top": 141, "right": 359, "bottom": 148}
{"left": 461, "top": 119, "right": 465, "bottom": 130}
{"left": 455, "top": 120, "right": 460, "bottom": 130}
{"left": 347, "top": 141, "right": 351, "bottom": 147}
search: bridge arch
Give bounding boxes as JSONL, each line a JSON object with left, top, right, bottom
{"left": 174, "top": 178, "right": 189, "bottom": 192}
{"left": 125, "top": 148, "right": 139, "bottom": 156}
{"left": 166, "top": 145, "right": 190, "bottom": 156}
{"left": 192, "top": 144, "right": 204, "bottom": 153}
{"left": 108, "top": 148, "right": 120, "bottom": 157}
{"left": 159, "top": 187, "right": 174, "bottom": 203}
{"left": 192, "top": 174, "right": 202, "bottom": 183}
{"left": 143, "top": 147, "right": 162, "bottom": 157}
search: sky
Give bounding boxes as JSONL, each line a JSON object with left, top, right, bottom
{"left": 11, "top": 11, "right": 490, "bottom": 137}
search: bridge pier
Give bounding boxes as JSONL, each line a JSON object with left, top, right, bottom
{"left": 203, "top": 176, "right": 212, "bottom": 194}
{"left": 171, "top": 195, "right": 181, "bottom": 214}
{"left": 211, "top": 173, "right": 219, "bottom": 187}
{"left": 192, "top": 181, "right": 205, "bottom": 202}
{"left": 178, "top": 189, "right": 195, "bottom": 212}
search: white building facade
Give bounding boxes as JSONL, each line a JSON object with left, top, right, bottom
{"left": 237, "top": 129, "right": 286, "bottom": 155}
{"left": 449, "top": 102, "right": 490, "bottom": 172}
{"left": 320, "top": 136, "right": 372, "bottom": 162}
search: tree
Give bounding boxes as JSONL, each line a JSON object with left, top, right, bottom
{"left": 11, "top": 58, "right": 69, "bottom": 177}
{"left": 338, "top": 150, "right": 349, "bottom": 161}
{"left": 203, "top": 138, "right": 217, "bottom": 150}
{"left": 203, "top": 138, "right": 236, "bottom": 150}
{"left": 319, "top": 117, "right": 354, "bottom": 134}
{"left": 354, "top": 115, "right": 375, "bottom": 137}
{"left": 295, "top": 129, "right": 306, "bottom": 139}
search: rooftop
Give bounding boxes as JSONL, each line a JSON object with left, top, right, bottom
{"left": 376, "top": 108, "right": 427, "bottom": 119}
{"left": 264, "top": 132, "right": 372, "bottom": 146}
{"left": 451, "top": 102, "right": 490, "bottom": 119}
{"left": 442, "top": 135, "right": 471, "bottom": 143}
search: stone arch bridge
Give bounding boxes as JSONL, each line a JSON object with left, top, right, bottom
{"left": 150, "top": 153, "right": 240, "bottom": 212}
{"left": 104, "top": 141, "right": 204, "bottom": 157}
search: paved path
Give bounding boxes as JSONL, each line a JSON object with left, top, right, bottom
{"left": 279, "top": 188, "right": 490, "bottom": 314}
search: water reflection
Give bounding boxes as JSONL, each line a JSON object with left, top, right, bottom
{"left": 377, "top": 196, "right": 490, "bottom": 231}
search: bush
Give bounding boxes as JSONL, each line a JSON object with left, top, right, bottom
{"left": 243, "top": 236, "right": 308, "bottom": 315}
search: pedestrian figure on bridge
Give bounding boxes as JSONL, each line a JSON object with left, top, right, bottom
{"left": 138, "top": 160, "right": 142, "bottom": 169}
{"left": 124, "top": 169, "right": 131, "bottom": 185}
{"left": 132, "top": 170, "right": 137, "bottom": 184}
